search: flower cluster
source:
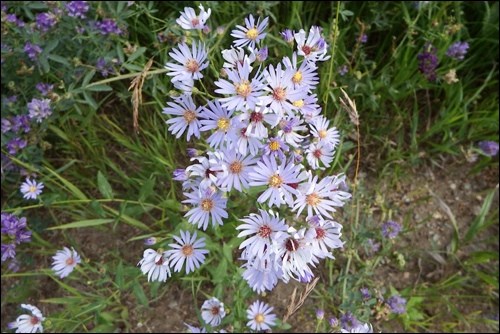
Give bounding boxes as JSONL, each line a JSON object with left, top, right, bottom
{"left": 417, "top": 43, "right": 439, "bottom": 82}
{"left": 161, "top": 8, "right": 350, "bottom": 294}
{"left": 1, "top": 212, "right": 32, "bottom": 271}
{"left": 446, "top": 41, "right": 469, "bottom": 60}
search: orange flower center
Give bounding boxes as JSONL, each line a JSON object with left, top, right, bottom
{"left": 183, "top": 110, "right": 196, "bottom": 123}
{"left": 254, "top": 313, "right": 265, "bottom": 324}
{"left": 65, "top": 257, "right": 75, "bottom": 265}
{"left": 229, "top": 161, "right": 243, "bottom": 174}
{"left": 269, "top": 140, "right": 280, "bottom": 151}
{"left": 306, "top": 193, "right": 321, "bottom": 206}
{"left": 272, "top": 87, "right": 286, "bottom": 101}
{"left": 201, "top": 199, "right": 214, "bottom": 211}
{"left": 268, "top": 174, "right": 283, "bottom": 188}
{"left": 181, "top": 244, "right": 194, "bottom": 256}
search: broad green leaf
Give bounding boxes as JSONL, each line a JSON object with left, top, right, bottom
{"left": 97, "top": 171, "right": 114, "bottom": 199}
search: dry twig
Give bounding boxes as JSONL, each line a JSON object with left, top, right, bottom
{"left": 128, "top": 57, "right": 154, "bottom": 134}
{"left": 282, "top": 277, "right": 320, "bottom": 324}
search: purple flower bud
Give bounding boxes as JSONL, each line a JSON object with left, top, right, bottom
{"left": 144, "top": 237, "right": 157, "bottom": 246}
{"left": 387, "top": 295, "right": 407, "bottom": 314}
{"left": 360, "top": 287, "right": 371, "bottom": 300}
{"left": 417, "top": 43, "right": 439, "bottom": 82}
{"left": 446, "top": 41, "right": 469, "bottom": 60}
{"left": 478, "top": 141, "right": 499, "bottom": 157}
{"left": 66, "top": 1, "right": 90, "bottom": 19}
{"left": 381, "top": 221, "right": 402, "bottom": 239}
{"left": 24, "top": 42, "right": 43, "bottom": 61}
{"left": 338, "top": 64, "right": 348, "bottom": 76}
{"left": 280, "top": 29, "right": 294, "bottom": 43}
{"left": 316, "top": 309, "right": 325, "bottom": 320}
{"left": 36, "top": 12, "right": 57, "bottom": 32}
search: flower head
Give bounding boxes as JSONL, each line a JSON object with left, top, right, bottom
{"left": 65, "top": 1, "right": 90, "bottom": 19}
{"left": 417, "top": 43, "right": 438, "bottom": 82}
{"left": 20, "top": 179, "right": 44, "bottom": 200}
{"left": 165, "top": 230, "right": 208, "bottom": 274}
{"left": 183, "top": 186, "right": 228, "bottom": 230}
{"left": 24, "top": 43, "right": 42, "bottom": 61}
{"left": 446, "top": 41, "right": 469, "bottom": 60}
{"left": 137, "top": 249, "right": 171, "bottom": 282}
{"left": 162, "top": 94, "right": 202, "bottom": 141}
{"left": 341, "top": 322, "right": 373, "bottom": 333}
{"left": 381, "top": 220, "right": 402, "bottom": 239}
{"left": 246, "top": 300, "right": 277, "bottom": 331}
{"left": 478, "top": 141, "right": 499, "bottom": 156}
{"left": 96, "top": 18, "right": 122, "bottom": 35}
{"left": 176, "top": 5, "right": 211, "bottom": 30}
{"left": 27, "top": 98, "right": 52, "bottom": 123}
{"left": 51, "top": 246, "right": 81, "bottom": 278}
{"left": 231, "top": 14, "right": 269, "bottom": 49}
{"left": 387, "top": 295, "right": 407, "bottom": 314}
{"left": 8, "top": 304, "right": 45, "bottom": 333}
{"left": 201, "top": 297, "right": 226, "bottom": 326}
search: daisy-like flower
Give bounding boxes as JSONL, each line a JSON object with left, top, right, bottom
{"left": 176, "top": 4, "right": 211, "bottom": 30}
{"left": 277, "top": 117, "right": 307, "bottom": 148}
{"left": 263, "top": 136, "right": 290, "bottom": 161}
{"left": 214, "top": 61, "right": 265, "bottom": 112}
{"left": 306, "top": 219, "right": 344, "bottom": 260}
{"left": 183, "top": 186, "right": 228, "bottom": 230}
{"left": 237, "top": 209, "right": 288, "bottom": 259}
{"left": 165, "top": 230, "right": 208, "bottom": 274}
{"left": 248, "top": 155, "right": 306, "bottom": 208}
{"left": 165, "top": 42, "right": 208, "bottom": 88}
{"left": 162, "top": 94, "right": 202, "bottom": 141}
{"left": 231, "top": 14, "right": 269, "bottom": 49}
{"left": 51, "top": 246, "right": 81, "bottom": 279}
{"left": 201, "top": 297, "right": 226, "bottom": 327}
{"left": 221, "top": 47, "right": 256, "bottom": 70}
{"left": 240, "top": 104, "right": 280, "bottom": 140}
{"left": 137, "top": 248, "right": 171, "bottom": 282}
{"left": 184, "top": 323, "right": 207, "bottom": 333}
{"left": 20, "top": 178, "right": 44, "bottom": 200}
{"left": 186, "top": 152, "right": 224, "bottom": 189}
{"left": 293, "top": 93, "right": 322, "bottom": 123}
{"left": 8, "top": 304, "right": 45, "bottom": 333}
{"left": 305, "top": 141, "right": 335, "bottom": 170}
{"left": 218, "top": 146, "right": 259, "bottom": 192}
{"left": 309, "top": 115, "right": 340, "bottom": 148}
{"left": 228, "top": 119, "right": 262, "bottom": 157}
{"left": 246, "top": 300, "right": 277, "bottom": 331}
{"left": 199, "top": 100, "right": 235, "bottom": 149}
{"left": 294, "top": 26, "right": 330, "bottom": 63}
{"left": 293, "top": 174, "right": 345, "bottom": 219}
{"left": 241, "top": 253, "right": 282, "bottom": 293}
{"left": 261, "top": 63, "right": 306, "bottom": 117}
{"left": 341, "top": 322, "right": 373, "bottom": 333}
{"left": 282, "top": 52, "right": 319, "bottom": 92}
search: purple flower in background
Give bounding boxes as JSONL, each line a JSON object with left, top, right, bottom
{"left": 36, "top": 83, "right": 54, "bottom": 96}
{"left": 255, "top": 46, "right": 268, "bottom": 62}
{"left": 173, "top": 168, "right": 189, "bottom": 181}
{"left": 96, "top": 18, "right": 122, "bottom": 35}
{"left": 2, "top": 118, "right": 12, "bottom": 134}
{"left": 96, "top": 58, "right": 114, "bottom": 77}
{"left": 387, "top": 295, "right": 407, "bottom": 314}
{"left": 417, "top": 43, "right": 438, "bottom": 81}
{"left": 6, "top": 138, "right": 27, "bottom": 155}
{"left": 381, "top": 220, "right": 402, "bottom": 239}
{"left": 360, "top": 287, "right": 371, "bottom": 300}
{"left": 281, "top": 29, "right": 294, "bottom": 44}
{"left": 446, "top": 41, "right": 469, "bottom": 60}
{"left": 338, "top": 64, "right": 348, "bottom": 76}
{"left": 11, "top": 115, "right": 31, "bottom": 133}
{"left": 143, "top": 237, "right": 157, "bottom": 246}
{"left": 27, "top": 98, "right": 52, "bottom": 122}
{"left": 6, "top": 13, "right": 25, "bottom": 27}
{"left": 329, "top": 317, "right": 339, "bottom": 328}
{"left": 1, "top": 212, "right": 32, "bottom": 264}
{"left": 340, "top": 311, "right": 360, "bottom": 331}
{"left": 358, "top": 33, "right": 368, "bottom": 44}
{"left": 35, "top": 12, "right": 57, "bottom": 32}
{"left": 366, "top": 238, "right": 380, "bottom": 254}
{"left": 24, "top": 42, "right": 43, "bottom": 61}
{"left": 65, "top": 1, "right": 90, "bottom": 19}
{"left": 187, "top": 148, "right": 200, "bottom": 158}
{"left": 478, "top": 141, "right": 499, "bottom": 157}
{"left": 316, "top": 309, "right": 325, "bottom": 320}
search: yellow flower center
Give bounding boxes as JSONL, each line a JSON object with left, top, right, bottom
{"left": 254, "top": 313, "right": 265, "bottom": 324}
{"left": 273, "top": 87, "right": 286, "bottom": 101}
{"left": 183, "top": 110, "right": 196, "bottom": 123}
{"left": 185, "top": 59, "right": 199, "bottom": 73}
{"left": 201, "top": 199, "right": 214, "bottom": 211}
{"left": 29, "top": 185, "right": 37, "bottom": 193}
{"left": 292, "top": 99, "right": 304, "bottom": 108}
{"left": 292, "top": 71, "right": 303, "bottom": 84}
{"left": 229, "top": 161, "right": 243, "bottom": 174}
{"left": 306, "top": 193, "right": 321, "bottom": 206}
{"left": 181, "top": 244, "right": 194, "bottom": 256}
{"left": 269, "top": 140, "right": 280, "bottom": 151}
{"left": 236, "top": 81, "right": 251, "bottom": 97}
{"left": 217, "top": 118, "right": 230, "bottom": 131}
{"left": 246, "top": 28, "right": 258, "bottom": 40}
{"left": 318, "top": 130, "right": 327, "bottom": 139}
{"left": 268, "top": 174, "right": 283, "bottom": 188}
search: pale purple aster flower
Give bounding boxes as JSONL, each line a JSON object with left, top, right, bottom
{"left": 273, "top": 227, "right": 315, "bottom": 283}
{"left": 231, "top": 14, "right": 269, "bottom": 49}
{"left": 381, "top": 220, "right": 402, "bottom": 239}
{"left": 201, "top": 297, "right": 226, "bottom": 326}
{"left": 229, "top": 119, "right": 263, "bottom": 156}
{"left": 173, "top": 168, "right": 189, "bottom": 181}
{"left": 446, "top": 41, "right": 469, "bottom": 60}
{"left": 341, "top": 322, "right": 373, "bottom": 333}
{"left": 183, "top": 186, "right": 228, "bottom": 230}
{"left": 338, "top": 64, "right": 349, "bottom": 76}
{"left": 165, "top": 42, "right": 208, "bottom": 89}
{"left": 305, "top": 141, "right": 335, "bottom": 170}
{"left": 246, "top": 300, "right": 277, "bottom": 331}
{"left": 281, "top": 29, "right": 295, "bottom": 44}
{"left": 143, "top": 237, "right": 157, "bottom": 246}
{"left": 316, "top": 308, "right": 325, "bottom": 320}
{"left": 263, "top": 136, "right": 290, "bottom": 161}
{"left": 176, "top": 5, "right": 211, "bottom": 30}
{"left": 282, "top": 52, "right": 319, "bottom": 92}
{"left": 277, "top": 117, "right": 307, "bottom": 148}
{"left": 24, "top": 42, "right": 42, "bottom": 61}
{"left": 254, "top": 46, "right": 268, "bottom": 62}
{"left": 309, "top": 115, "right": 340, "bottom": 148}
{"left": 137, "top": 248, "right": 171, "bottom": 282}
{"left": 298, "top": 269, "right": 315, "bottom": 283}
{"left": 185, "top": 152, "right": 224, "bottom": 189}
{"left": 66, "top": 1, "right": 90, "bottom": 19}
{"left": 241, "top": 253, "right": 281, "bottom": 293}
{"left": 165, "top": 230, "right": 208, "bottom": 274}
{"left": 307, "top": 220, "right": 343, "bottom": 260}
{"left": 27, "top": 98, "right": 52, "bottom": 123}
{"left": 261, "top": 63, "right": 306, "bottom": 117}
{"left": 237, "top": 209, "right": 288, "bottom": 259}
{"left": 387, "top": 295, "right": 407, "bottom": 314}
{"left": 184, "top": 323, "right": 207, "bottom": 333}
{"left": 478, "top": 141, "right": 499, "bottom": 156}
{"left": 162, "top": 94, "right": 202, "bottom": 141}
{"left": 6, "top": 138, "right": 27, "bottom": 155}
{"left": 214, "top": 61, "right": 265, "bottom": 111}
{"left": 199, "top": 99, "right": 235, "bottom": 149}
{"left": 221, "top": 47, "right": 256, "bottom": 70}
{"left": 218, "top": 146, "right": 259, "bottom": 192}
{"left": 36, "top": 83, "right": 54, "bottom": 96}
{"left": 187, "top": 148, "right": 200, "bottom": 158}
{"left": 293, "top": 173, "right": 343, "bottom": 219}
{"left": 340, "top": 311, "right": 360, "bottom": 331}
{"left": 417, "top": 43, "right": 438, "bottom": 82}
{"left": 51, "top": 246, "right": 81, "bottom": 278}
{"left": 20, "top": 178, "right": 44, "bottom": 200}
{"left": 360, "top": 287, "right": 371, "bottom": 300}
{"left": 240, "top": 104, "right": 280, "bottom": 140}
{"left": 96, "top": 18, "right": 122, "bottom": 35}
{"left": 7, "top": 304, "right": 45, "bottom": 333}
{"left": 293, "top": 93, "right": 322, "bottom": 122}
{"left": 248, "top": 155, "right": 307, "bottom": 208}
{"left": 294, "top": 26, "right": 330, "bottom": 63}
{"left": 36, "top": 12, "right": 57, "bottom": 32}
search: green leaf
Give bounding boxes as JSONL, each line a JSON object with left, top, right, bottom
{"left": 138, "top": 178, "right": 155, "bottom": 201}
{"left": 97, "top": 171, "right": 114, "bottom": 199}
{"left": 86, "top": 84, "right": 113, "bottom": 92}
{"left": 127, "top": 47, "right": 147, "bottom": 63}
{"left": 46, "top": 219, "right": 114, "bottom": 230}
{"left": 44, "top": 165, "right": 88, "bottom": 200}
{"left": 47, "top": 54, "right": 71, "bottom": 66}
{"left": 115, "top": 261, "right": 124, "bottom": 290}
{"left": 132, "top": 282, "right": 149, "bottom": 306}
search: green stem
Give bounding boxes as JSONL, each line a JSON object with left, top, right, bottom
{"left": 323, "top": 2, "right": 341, "bottom": 113}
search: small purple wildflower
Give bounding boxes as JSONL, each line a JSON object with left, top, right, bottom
{"left": 96, "top": 58, "right": 114, "bottom": 77}
{"left": 478, "top": 141, "right": 499, "bottom": 157}
{"left": 1, "top": 212, "right": 32, "bottom": 263}
{"left": 340, "top": 311, "right": 360, "bottom": 331}
{"left": 360, "top": 287, "right": 371, "bottom": 300}
{"left": 65, "top": 1, "right": 90, "bottom": 19}
{"left": 6, "top": 13, "right": 24, "bottom": 27}
{"left": 446, "top": 41, "right": 469, "bottom": 60}
{"left": 358, "top": 33, "right": 368, "bottom": 44}
{"left": 417, "top": 43, "right": 439, "bottom": 81}
{"left": 338, "top": 64, "right": 348, "bottom": 76}
{"left": 6, "top": 138, "right": 27, "bottom": 155}
{"left": 329, "top": 317, "right": 339, "bottom": 328}
{"left": 27, "top": 98, "right": 52, "bottom": 123}
{"left": 187, "top": 148, "right": 200, "bottom": 158}
{"left": 173, "top": 168, "right": 189, "bottom": 181}
{"left": 24, "top": 42, "right": 43, "bottom": 61}
{"left": 96, "top": 19, "right": 122, "bottom": 35}
{"left": 36, "top": 83, "right": 54, "bottom": 96}
{"left": 381, "top": 220, "right": 402, "bottom": 239}
{"left": 143, "top": 237, "right": 157, "bottom": 246}
{"left": 387, "top": 295, "right": 407, "bottom": 314}
{"left": 2, "top": 118, "right": 11, "bottom": 134}
{"left": 316, "top": 309, "right": 325, "bottom": 320}
{"left": 280, "top": 29, "right": 294, "bottom": 43}
{"left": 11, "top": 115, "right": 31, "bottom": 133}
{"left": 256, "top": 46, "right": 268, "bottom": 62}
{"left": 35, "top": 12, "right": 57, "bottom": 32}
{"left": 366, "top": 238, "right": 380, "bottom": 254}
